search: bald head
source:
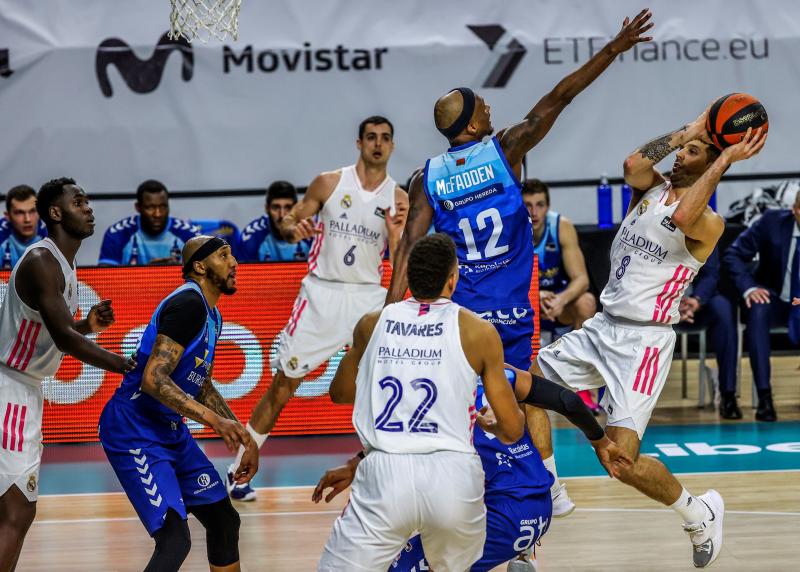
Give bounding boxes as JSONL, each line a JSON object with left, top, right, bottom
{"left": 434, "top": 90, "right": 466, "bottom": 131}
{"left": 434, "top": 88, "right": 492, "bottom": 142}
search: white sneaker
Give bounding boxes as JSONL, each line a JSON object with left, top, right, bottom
{"left": 682, "top": 490, "right": 725, "bottom": 568}
{"left": 551, "top": 483, "right": 576, "bottom": 518}
{"left": 507, "top": 553, "right": 537, "bottom": 572}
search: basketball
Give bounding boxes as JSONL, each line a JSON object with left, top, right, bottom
{"left": 705, "top": 93, "right": 769, "bottom": 149}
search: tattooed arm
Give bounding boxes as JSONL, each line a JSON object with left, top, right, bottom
{"left": 196, "top": 366, "right": 260, "bottom": 483}
{"left": 385, "top": 170, "right": 433, "bottom": 304}
{"left": 498, "top": 10, "right": 653, "bottom": 171}
{"left": 622, "top": 103, "right": 712, "bottom": 209}
{"left": 141, "top": 334, "right": 250, "bottom": 452}
{"left": 195, "top": 365, "right": 239, "bottom": 422}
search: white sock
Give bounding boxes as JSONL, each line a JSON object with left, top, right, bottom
{"left": 542, "top": 455, "right": 561, "bottom": 496}
{"left": 670, "top": 488, "right": 707, "bottom": 524}
{"left": 230, "top": 423, "right": 269, "bottom": 471}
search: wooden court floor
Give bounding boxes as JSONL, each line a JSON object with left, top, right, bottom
{"left": 17, "top": 357, "right": 800, "bottom": 571}
{"left": 20, "top": 471, "right": 800, "bottom": 571}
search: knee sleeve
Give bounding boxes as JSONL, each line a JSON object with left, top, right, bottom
{"left": 522, "top": 375, "right": 605, "bottom": 441}
{"left": 190, "top": 497, "right": 241, "bottom": 566}
{"left": 145, "top": 509, "right": 191, "bottom": 572}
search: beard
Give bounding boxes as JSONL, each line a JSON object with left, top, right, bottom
{"left": 207, "top": 266, "right": 237, "bottom": 295}
{"left": 669, "top": 170, "right": 701, "bottom": 190}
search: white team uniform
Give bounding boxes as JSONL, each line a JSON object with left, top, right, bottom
{"left": 274, "top": 165, "right": 396, "bottom": 378}
{"left": 538, "top": 181, "right": 704, "bottom": 437}
{"left": 0, "top": 239, "right": 77, "bottom": 501}
{"left": 319, "top": 299, "right": 486, "bottom": 572}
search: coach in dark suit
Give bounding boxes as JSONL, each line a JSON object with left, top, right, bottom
{"left": 723, "top": 193, "right": 800, "bottom": 422}
{"left": 678, "top": 247, "right": 740, "bottom": 419}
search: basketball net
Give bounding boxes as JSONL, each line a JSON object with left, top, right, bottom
{"left": 168, "top": 0, "right": 241, "bottom": 44}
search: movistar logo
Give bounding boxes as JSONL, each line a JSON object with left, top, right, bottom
{"left": 96, "top": 32, "right": 193, "bottom": 97}
{"left": 468, "top": 25, "right": 527, "bottom": 88}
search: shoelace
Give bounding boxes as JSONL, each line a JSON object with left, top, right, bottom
{"left": 682, "top": 522, "right": 708, "bottom": 543}
{"left": 693, "top": 541, "right": 712, "bottom": 554}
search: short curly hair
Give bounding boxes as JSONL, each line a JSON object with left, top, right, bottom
{"left": 37, "top": 177, "right": 76, "bottom": 229}
{"left": 407, "top": 233, "right": 457, "bottom": 299}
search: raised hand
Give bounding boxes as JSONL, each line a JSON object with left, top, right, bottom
{"left": 721, "top": 127, "right": 768, "bottom": 164}
{"left": 291, "top": 217, "right": 322, "bottom": 242}
{"left": 609, "top": 9, "right": 655, "bottom": 53}
{"left": 384, "top": 203, "right": 408, "bottom": 240}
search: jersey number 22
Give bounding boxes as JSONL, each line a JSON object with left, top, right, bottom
{"left": 375, "top": 376, "right": 438, "bottom": 433}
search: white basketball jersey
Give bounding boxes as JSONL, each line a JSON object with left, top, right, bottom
{"left": 601, "top": 181, "right": 704, "bottom": 324}
{"left": 308, "top": 165, "right": 395, "bottom": 284}
{"left": 0, "top": 239, "right": 78, "bottom": 382}
{"left": 353, "top": 299, "right": 478, "bottom": 455}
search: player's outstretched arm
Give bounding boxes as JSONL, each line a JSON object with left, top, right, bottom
{"left": 462, "top": 312, "right": 524, "bottom": 444}
{"left": 672, "top": 127, "right": 766, "bottom": 254}
{"left": 279, "top": 172, "right": 334, "bottom": 243}
{"left": 141, "top": 334, "right": 251, "bottom": 453}
{"left": 385, "top": 171, "right": 433, "bottom": 304}
{"left": 511, "top": 366, "right": 631, "bottom": 477}
{"left": 329, "top": 311, "right": 381, "bottom": 404}
{"left": 499, "top": 9, "right": 654, "bottom": 169}
{"left": 16, "top": 250, "right": 133, "bottom": 374}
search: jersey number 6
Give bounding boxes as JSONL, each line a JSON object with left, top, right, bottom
{"left": 343, "top": 245, "right": 356, "bottom": 266}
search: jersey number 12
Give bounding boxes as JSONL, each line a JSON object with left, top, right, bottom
{"left": 457, "top": 208, "right": 509, "bottom": 261}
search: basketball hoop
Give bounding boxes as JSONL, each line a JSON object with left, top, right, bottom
{"left": 168, "top": 0, "right": 242, "bottom": 44}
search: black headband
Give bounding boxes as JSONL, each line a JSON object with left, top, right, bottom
{"left": 437, "top": 87, "right": 476, "bottom": 140}
{"left": 182, "top": 237, "right": 228, "bottom": 276}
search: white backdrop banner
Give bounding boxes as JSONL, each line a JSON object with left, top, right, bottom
{"left": 0, "top": 0, "right": 796, "bottom": 193}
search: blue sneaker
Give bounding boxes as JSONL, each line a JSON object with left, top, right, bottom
{"left": 227, "top": 466, "right": 256, "bottom": 502}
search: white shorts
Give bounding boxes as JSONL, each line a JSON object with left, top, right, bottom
{"left": 273, "top": 275, "right": 386, "bottom": 378}
{"left": 537, "top": 312, "right": 675, "bottom": 439}
{"left": 0, "top": 368, "right": 44, "bottom": 502}
{"left": 319, "top": 450, "right": 486, "bottom": 572}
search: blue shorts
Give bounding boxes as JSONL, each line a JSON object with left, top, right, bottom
{"left": 390, "top": 491, "right": 552, "bottom": 572}
{"left": 488, "top": 306, "right": 535, "bottom": 370}
{"left": 98, "top": 400, "right": 226, "bottom": 536}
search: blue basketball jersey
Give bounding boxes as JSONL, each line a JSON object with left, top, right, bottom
{"left": 475, "top": 368, "right": 554, "bottom": 499}
{"left": 423, "top": 137, "right": 534, "bottom": 311}
{"left": 534, "top": 211, "right": 569, "bottom": 293}
{"left": 109, "top": 281, "right": 222, "bottom": 427}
